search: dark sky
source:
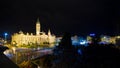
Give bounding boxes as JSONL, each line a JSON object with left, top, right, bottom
{"left": 0, "top": 0, "right": 120, "bottom": 37}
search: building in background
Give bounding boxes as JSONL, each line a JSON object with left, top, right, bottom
{"left": 11, "top": 18, "right": 56, "bottom": 47}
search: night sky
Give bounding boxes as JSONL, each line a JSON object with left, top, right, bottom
{"left": 0, "top": 0, "right": 120, "bottom": 37}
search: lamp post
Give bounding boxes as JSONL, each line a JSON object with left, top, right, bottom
{"left": 4, "top": 33, "right": 8, "bottom": 43}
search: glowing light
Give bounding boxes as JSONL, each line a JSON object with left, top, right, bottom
{"left": 80, "top": 40, "right": 87, "bottom": 45}
{"left": 90, "top": 33, "right": 95, "bottom": 36}
{"left": 4, "top": 33, "right": 8, "bottom": 42}
{"left": 4, "top": 33, "right": 8, "bottom": 36}
{"left": 117, "top": 36, "right": 120, "bottom": 38}
{"left": 78, "top": 49, "right": 82, "bottom": 55}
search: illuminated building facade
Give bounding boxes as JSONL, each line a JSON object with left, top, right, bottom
{"left": 11, "top": 18, "right": 56, "bottom": 47}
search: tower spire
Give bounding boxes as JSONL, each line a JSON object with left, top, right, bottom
{"left": 36, "top": 18, "right": 41, "bottom": 35}
{"left": 37, "top": 18, "right": 40, "bottom": 23}
{"left": 48, "top": 29, "right": 51, "bottom": 36}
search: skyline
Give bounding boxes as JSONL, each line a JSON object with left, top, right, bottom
{"left": 0, "top": 0, "right": 120, "bottom": 37}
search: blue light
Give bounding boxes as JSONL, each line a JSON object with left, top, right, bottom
{"left": 4, "top": 33, "right": 8, "bottom": 41}
{"left": 4, "top": 33, "right": 8, "bottom": 36}
{"left": 79, "top": 40, "right": 87, "bottom": 45}
{"left": 90, "top": 33, "right": 95, "bottom": 36}
{"left": 78, "top": 49, "right": 82, "bottom": 55}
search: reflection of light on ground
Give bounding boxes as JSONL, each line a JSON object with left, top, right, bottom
{"left": 4, "top": 50, "right": 13, "bottom": 58}
{"left": 4, "top": 54, "right": 13, "bottom": 58}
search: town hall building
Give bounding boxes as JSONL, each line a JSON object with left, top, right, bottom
{"left": 11, "top": 18, "right": 56, "bottom": 47}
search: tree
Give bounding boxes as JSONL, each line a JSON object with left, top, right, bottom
{"left": 53, "top": 32, "right": 79, "bottom": 68}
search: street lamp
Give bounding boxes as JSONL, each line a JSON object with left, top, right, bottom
{"left": 4, "top": 33, "right": 8, "bottom": 43}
